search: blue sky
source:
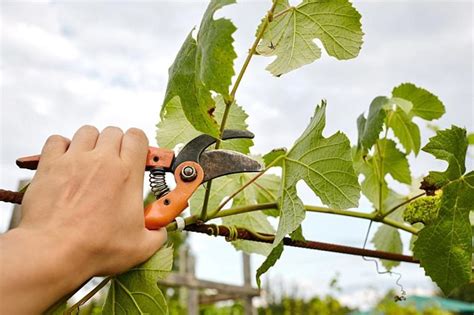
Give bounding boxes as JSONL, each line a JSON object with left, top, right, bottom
{"left": 1, "top": 0, "right": 473, "bottom": 309}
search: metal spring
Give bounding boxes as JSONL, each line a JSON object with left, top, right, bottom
{"left": 149, "top": 168, "right": 170, "bottom": 199}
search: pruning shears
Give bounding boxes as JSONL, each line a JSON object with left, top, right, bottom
{"left": 15, "top": 130, "right": 262, "bottom": 229}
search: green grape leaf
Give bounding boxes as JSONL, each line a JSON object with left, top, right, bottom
{"left": 372, "top": 225, "right": 402, "bottom": 270}
{"left": 263, "top": 148, "right": 287, "bottom": 167}
{"left": 354, "top": 140, "right": 410, "bottom": 210}
{"left": 422, "top": 126, "right": 467, "bottom": 188}
{"left": 157, "top": 95, "right": 253, "bottom": 154}
{"left": 391, "top": 83, "right": 445, "bottom": 121}
{"left": 275, "top": 184, "right": 306, "bottom": 246}
{"left": 255, "top": 174, "right": 281, "bottom": 204}
{"left": 157, "top": 96, "right": 200, "bottom": 149}
{"left": 387, "top": 108, "right": 421, "bottom": 155}
{"left": 256, "top": 242, "right": 284, "bottom": 288}
{"left": 413, "top": 126, "right": 473, "bottom": 294}
{"left": 376, "top": 139, "right": 411, "bottom": 185}
{"left": 256, "top": 102, "right": 360, "bottom": 284}
{"left": 290, "top": 225, "right": 305, "bottom": 242}
{"left": 360, "top": 165, "right": 388, "bottom": 210}
{"left": 196, "top": 0, "right": 237, "bottom": 97}
{"left": 276, "top": 101, "right": 360, "bottom": 245}
{"left": 161, "top": 0, "right": 237, "bottom": 137}
{"left": 390, "top": 97, "right": 413, "bottom": 114}
{"left": 102, "top": 246, "right": 173, "bottom": 314}
{"left": 358, "top": 97, "right": 388, "bottom": 150}
{"left": 161, "top": 33, "right": 219, "bottom": 137}
{"left": 414, "top": 172, "right": 474, "bottom": 294}
{"left": 255, "top": 174, "right": 281, "bottom": 217}
{"left": 257, "top": 0, "right": 363, "bottom": 76}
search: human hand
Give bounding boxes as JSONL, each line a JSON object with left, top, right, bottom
{"left": 20, "top": 125, "right": 167, "bottom": 275}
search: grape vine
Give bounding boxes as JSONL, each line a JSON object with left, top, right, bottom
{"left": 27, "top": 0, "right": 473, "bottom": 313}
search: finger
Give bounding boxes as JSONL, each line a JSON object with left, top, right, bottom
{"left": 137, "top": 228, "right": 168, "bottom": 262}
{"left": 95, "top": 126, "right": 124, "bottom": 154}
{"left": 120, "top": 128, "right": 148, "bottom": 174}
{"left": 68, "top": 125, "right": 99, "bottom": 153}
{"left": 40, "top": 135, "right": 70, "bottom": 164}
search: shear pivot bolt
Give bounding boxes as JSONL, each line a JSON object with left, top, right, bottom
{"left": 181, "top": 166, "right": 197, "bottom": 182}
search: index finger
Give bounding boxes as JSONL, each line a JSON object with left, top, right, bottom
{"left": 120, "top": 128, "right": 149, "bottom": 176}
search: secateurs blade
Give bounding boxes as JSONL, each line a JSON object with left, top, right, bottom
{"left": 15, "top": 130, "right": 263, "bottom": 229}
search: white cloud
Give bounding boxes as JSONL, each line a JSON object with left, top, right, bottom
{"left": 3, "top": 22, "right": 79, "bottom": 63}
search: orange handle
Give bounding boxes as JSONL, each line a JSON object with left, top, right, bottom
{"left": 16, "top": 147, "right": 175, "bottom": 170}
{"left": 144, "top": 162, "right": 204, "bottom": 229}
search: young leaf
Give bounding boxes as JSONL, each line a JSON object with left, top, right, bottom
{"left": 161, "top": 33, "right": 219, "bottom": 137}
{"left": 102, "top": 246, "right": 173, "bottom": 314}
{"left": 376, "top": 139, "right": 411, "bottom": 185}
{"left": 414, "top": 126, "right": 473, "bottom": 295}
{"left": 161, "top": 0, "right": 237, "bottom": 137}
{"left": 358, "top": 97, "right": 388, "bottom": 150}
{"left": 257, "top": 0, "right": 363, "bottom": 76}
{"left": 386, "top": 108, "right": 421, "bottom": 155}
{"left": 196, "top": 0, "right": 237, "bottom": 97}
{"left": 391, "top": 83, "right": 445, "bottom": 121}
{"left": 157, "top": 95, "right": 253, "bottom": 154}
{"left": 256, "top": 242, "right": 284, "bottom": 288}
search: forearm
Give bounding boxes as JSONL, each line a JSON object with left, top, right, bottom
{"left": 0, "top": 227, "right": 92, "bottom": 314}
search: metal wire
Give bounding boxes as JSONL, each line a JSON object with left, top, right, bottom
{"left": 362, "top": 220, "right": 406, "bottom": 301}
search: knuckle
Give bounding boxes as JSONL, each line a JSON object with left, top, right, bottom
{"left": 45, "top": 134, "right": 69, "bottom": 146}
{"left": 79, "top": 125, "right": 99, "bottom": 135}
{"left": 103, "top": 126, "right": 123, "bottom": 135}
{"left": 126, "top": 128, "right": 148, "bottom": 144}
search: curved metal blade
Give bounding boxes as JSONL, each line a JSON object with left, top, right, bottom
{"left": 172, "top": 130, "right": 254, "bottom": 171}
{"left": 199, "top": 150, "right": 263, "bottom": 182}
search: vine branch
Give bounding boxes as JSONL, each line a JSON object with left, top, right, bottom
{"left": 184, "top": 223, "right": 419, "bottom": 264}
